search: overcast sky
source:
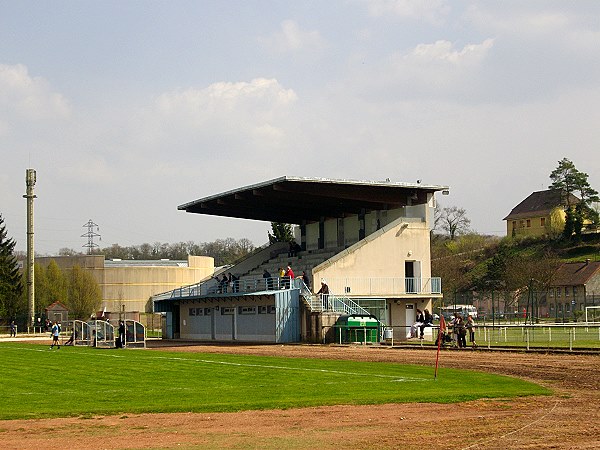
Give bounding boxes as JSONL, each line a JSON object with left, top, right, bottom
{"left": 1, "top": 1, "right": 599, "bottom": 255}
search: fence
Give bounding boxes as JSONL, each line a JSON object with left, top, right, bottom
{"left": 322, "top": 323, "right": 600, "bottom": 351}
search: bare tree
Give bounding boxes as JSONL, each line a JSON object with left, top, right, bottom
{"left": 439, "top": 206, "right": 471, "bottom": 240}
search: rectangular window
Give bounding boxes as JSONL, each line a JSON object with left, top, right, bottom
{"left": 196, "top": 308, "right": 204, "bottom": 316}
{"left": 557, "top": 288, "right": 561, "bottom": 298}
{"left": 565, "top": 287, "right": 569, "bottom": 297}
{"left": 258, "top": 305, "right": 268, "bottom": 314}
{"left": 238, "top": 306, "right": 257, "bottom": 315}
{"left": 573, "top": 286, "right": 577, "bottom": 297}
{"left": 549, "top": 289, "right": 554, "bottom": 297}
{"left": 204, "top": 308, "right": 212, "bottom": 316}
{"left": 541, "top": 217, "right": 546, "bottom": 227}
{"left": 221, "top": 307, "right": 235, "bottom": 315}
{"left": 526, "top": 219, "right": 531, "bottom": 227}
{"left": 189, "top": 307, "right": 196, "bottom": 316}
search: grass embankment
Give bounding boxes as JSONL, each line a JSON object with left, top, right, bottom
{"left": 0, "top": 342, "right": 550, "bottom": 420}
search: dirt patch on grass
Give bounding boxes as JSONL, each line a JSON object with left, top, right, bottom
{"left": 3, "top": 343, "right": 599, "bottom": 449}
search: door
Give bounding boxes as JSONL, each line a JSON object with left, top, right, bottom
{"left": 405, "top": 261, "right": 421, "bottom": 293}
{"left": 405, "top": 261, "right": 415, "bottom": 293}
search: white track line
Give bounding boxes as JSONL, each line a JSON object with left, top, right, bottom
{"left": 461, "top": 400, "right": 560, "bottom": 449}
{"left": 4, "top": 345, "right": 428, "bottom": 382}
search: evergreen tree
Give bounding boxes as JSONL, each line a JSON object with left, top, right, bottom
{"left": 549, "top": 157, "right": 600, "bottom": 235}
{"left": 562, "top": 209, "right": 575, "bottom": 239}
{"left": 0, "top": 214, "right": 24, "bottom": 321}
{"left": 268, "top": 222, "right": 294, "bottom": 244}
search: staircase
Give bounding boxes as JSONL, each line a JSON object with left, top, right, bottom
{"left": 296, "top": 279, "right": 371, "bottom": 316}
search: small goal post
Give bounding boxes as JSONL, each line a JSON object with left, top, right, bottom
{"left": 584, "top": 306, "right": 600, "bottom": 324}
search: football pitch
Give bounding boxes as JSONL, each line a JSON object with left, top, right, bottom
{"left": 0, "top": 342, "right": 550, "bottom": 420}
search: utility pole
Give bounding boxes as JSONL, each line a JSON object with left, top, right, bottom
{"left": 23, "top": 169, "right": 36, "bottom": 328}
{"left": 81, "top": 219, "right": 101, "bottom": 254}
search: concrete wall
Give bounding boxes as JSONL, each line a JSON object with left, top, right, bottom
{"left": 177, "top": 290, "right": 299, "bottom": 343}
{"left": 37, "top": 255, "right": 215, "bottom": 314}
{"left": 312, "top": 218, "right": 431, "bottom": 284}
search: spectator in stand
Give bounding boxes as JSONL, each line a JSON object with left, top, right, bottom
{"left": 220, "top": 274, "right": 229, "bottom": 293}
{"left": 316, "top": 280, "right": 330, "bottom": 310}
{"left": 300, "top": 271, "right": 311, "bottom": 290}
{"left": 284, "top": 265, "right": 295, "bottom": 288}
{"left": 228, "top": 272, "right": 239, "bottom": 292}
{"left": 278, "top": 267, "right": 285, "bottom": 289}
{"left": 263, "top": 269, "right": 273, "bottom": 290}
{"left": 288, "top": 241, "right": 301, "bottom": 257}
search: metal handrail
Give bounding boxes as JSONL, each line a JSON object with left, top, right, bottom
{"left": 323, "top": 276, "right": 442, "bottom": 296}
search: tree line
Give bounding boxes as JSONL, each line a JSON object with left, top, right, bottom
{"left": 58, "top": 237, "right": 256, "bottom": 267}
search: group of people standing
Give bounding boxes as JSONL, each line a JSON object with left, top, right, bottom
{"left": 262, "top": 265, "right": 312, "bottom": 291}
{"left": 216, "top": 272, "right": 240, "bottom": 293}
{"left": 447, "top": 313, "right": 477, "bottom": 348}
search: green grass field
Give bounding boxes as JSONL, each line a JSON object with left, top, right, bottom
{"left": 0, "top": 342, "right": 550, "bottom": 420}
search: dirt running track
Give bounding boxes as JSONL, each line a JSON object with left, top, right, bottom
{"left": 2, "top": 343, "right": 599, "bottom": 449}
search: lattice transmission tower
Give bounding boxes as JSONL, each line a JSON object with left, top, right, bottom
{"left": 81, "top": 219, "right": 101, "bottom": 254}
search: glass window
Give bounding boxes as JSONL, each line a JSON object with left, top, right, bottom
{"left": 526, "top": 219, "right": 531, "bottom": 227}
{"left": 565, "top": 287, "right": 569, "bottom": 297}
{"left": 541, "top": 217, "right": 546, "bottom": 227}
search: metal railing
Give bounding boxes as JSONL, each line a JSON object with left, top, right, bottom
{"left": 379, "top": 323, "right": 600, "bottom": 351}
{"left": 324, "top": 277, "right": 442, "bottom": 296}
{"left": 154, "top": 275, "right": 377, "bottom": 318}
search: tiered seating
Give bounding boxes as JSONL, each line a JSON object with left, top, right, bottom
{"left": 238, "top": 247, "right": 341, "bottom": 291}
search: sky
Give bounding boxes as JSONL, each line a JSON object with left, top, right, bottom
{"left": 1, "top": 0, "right": 599, "bottom": 255}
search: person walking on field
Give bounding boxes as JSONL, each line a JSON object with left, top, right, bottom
{"left": 50, "top": 321, "right": 61, "bottom": 349}
{"left": 10, "top": 320, "right": 16, "bottom": 337}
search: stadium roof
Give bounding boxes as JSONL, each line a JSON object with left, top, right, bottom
{"left": 178, "top": 176, "right": 449, "bottom": 224}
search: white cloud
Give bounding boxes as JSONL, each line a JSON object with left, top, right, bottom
{"left": 155, "top": 78, "right": 297, "bottom": 116}
{"left": 259, "top": 20, "right": 326, "bottom": 54}
{"left": 346, "top": 38, "right": 495, "bottom": 102}
{"left": 125, "top": 78, "right": 298, "bottom": 167}
{"left": 405, "top": 38, "right": 494, "bottom": 66}
{"left": 0, "top": 64, "right": 70, "bottom": 123}
{"left": 364, "top": 0, "right": 450, "bottom": 25}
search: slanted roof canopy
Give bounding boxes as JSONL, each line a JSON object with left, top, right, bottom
{"left": 179, "top": 176, "right": 448, "bottom": 224}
